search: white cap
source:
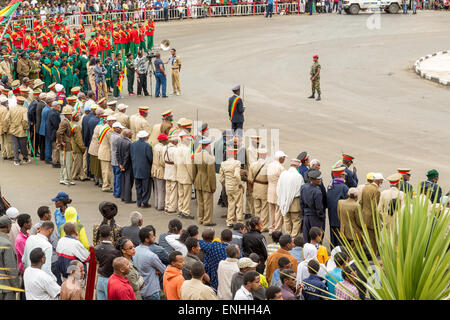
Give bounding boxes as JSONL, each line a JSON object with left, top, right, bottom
{"left": 117, "top": 103, "right": 128, "bottom": 110}
{"left": 112, "top": 122, "right": 125, "bottom": 129}
{"left": 274, "top": 151, "right": 287, "bottom": 160}
{"left": 137, "top": 130, "right": 149, "bottom": 138}
{"left": 55, "top": 84, "right": 64, "bottom": 92}
{"left": 106, "top": 115, "right": 116, "bottom": 121}
{"left": 6, "top": 207, "right": 19, "bottom": 219}
{"left": 373, "top": 172, "right": 384, "bottom": 180}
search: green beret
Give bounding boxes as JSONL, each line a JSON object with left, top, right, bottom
{"left": 426, "top": 169, "right": 439, "bottom": 180}
{"left": 54, "top": 61, "right": 60, "bottom": 66}
{"left": 44, "top": 58, "right": 51, "bottom": 64}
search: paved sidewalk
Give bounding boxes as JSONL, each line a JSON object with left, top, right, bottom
{"left": 415, "top": 51, "right": 450, "bottom": 86}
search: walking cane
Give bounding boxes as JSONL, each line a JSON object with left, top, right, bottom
{"left": 25, "top": 130, "right": 38, "bottom": 166}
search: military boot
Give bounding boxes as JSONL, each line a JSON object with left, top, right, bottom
{"left": 316, "top": 94, "right": 321, "bottom": 101}
{"left": 308, "top": 94, "right": 315, "bottom": 99}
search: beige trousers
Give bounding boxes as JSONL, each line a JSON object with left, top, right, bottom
{"left": 245, "top": 183, "right": 254, "bottom": 215}
{"left": 59, "top": 151, "right": 73, "bottom": 182}
{"left": 254, "top": 198, "right": 269, "bottom": 231}
{"left": 100, "top": 160, "right": 112, "bottom": 190}
{"left": 268, "top": 202, "right": 283, "bottom": 234}
{"left": 72, "top": 152, "right": 87, "bottom": 180}
{"left": 171, "top": 69, "right": 181, "bottom": 93}
{"left": 177, "top": 183, "right": 191, "bottom": 215}
{"left": 226, "top": 187, "right": 245, "bottom": 226}
{"left": 82, "top": 149, "right": 88, "bottom": 177}
{"left": 1, "top": 134, "right": 13, "bottom": 158}
{"left": 165, "top": 180, "right": 178, "bottom": 212}
{"left": 283, "top": 211, "right": 302, "bottom": 238}
{"left": 197, "top": 190, "right": 213, "bottom": 225}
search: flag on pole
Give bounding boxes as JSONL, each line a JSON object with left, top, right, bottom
{"left": 0, "top": 0, "right": 22, "bottom": 20}
{"left": 117, "top": 71, "right": 124, "bottom": 92}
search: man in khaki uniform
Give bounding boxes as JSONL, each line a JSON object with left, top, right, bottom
{"left": 97, "top": 97, "right": 107, "bottom": 110}
{"left": 168, "top": 49, "right": 182, "bottom": 95}
{"left": 163, "top": 132, "right": 179, "bottom": 214}
{"left": 175, "top": 131, "right": 194, "bottom": 219}
{"left": 8, "top": 96, "right": 29, "bottom": 165}
{"left": 71, "top": 111, "right": 87, "bottom": 181}
{"left": 267, "top": 151, "right": 286, "bottom": 235}
{"left": 378, "top": 173, "right": 405, "bottom": 230}
{"left": 244, "top": 136, "right": 261, "bottom": 219}
{"left": 98, "top": 115, "right": 117, "bottom": 192}
{"left": 129, "top": 106, "right": 152, "bottom": 141}
{"left": 105, "top": 100, "right": 117, "bottom": 115}
{"left": 29, "top": 54, "right": 41, "bottom": 81}
{"left": 148, "top": 109, "right": 174, "bottom": 147}
{"left": 16, "top": 52, "right": 31, "bottom": 82}
{"left": 337, "top": 188, "right": 362, "bottom": 248}
{"left": 219, "top": 148, "right": 245, "bottom": 227}
{"left": 0, "top": 55, "right": 13, "bottom": 83}
{"left": 248, "top": 148, "right": 269, "bottom": 232}
{"left": 360, "top": 172, "right": 383, "bottom": 254}
{"left": 193, "top": 138, "right": 216, "bottom": 226}
{"left": 114, "top": 104, "right": 130, "bottom": 129}
{"left": 152, "top": 133, "right": 168, "bottom": 211}
{"left": 56, "top": 106, "right": 74, "bottom": 185}
{"left": 0, "top": 95, "right": 13, "bottom": 160}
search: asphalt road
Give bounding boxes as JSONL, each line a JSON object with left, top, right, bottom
{"left": 1, "top": 11, "right": 449, "bottom": 245}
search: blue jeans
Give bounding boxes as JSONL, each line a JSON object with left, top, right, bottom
{"left": 142, "top": 292, "right": 160, "bottom": 300}
{"left": 96, "top": 276, "right": 109, "bottom": 300}
{"left": 338, "top": 0, "right": 342, "bottom": 13}
{"left": 266, "top": 3, "right": 273, "bottom": 17}
{"left": 113, "top": 166, "right": 122, "bottom": 197}
{"left": 155, "top": 73, "right": 167, "bottom": 97}
{"left": 44, "top": 135, "right": 52, "bottom": 161}
{"left": 403, "top": 3, "right": 407, "bottom": 13}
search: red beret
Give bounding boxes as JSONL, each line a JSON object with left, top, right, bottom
{"left": 157, "top": 134, "right": 168, "bottom": 141}
{"left": 313, "top": 55, "right": 319, "bottom": 58}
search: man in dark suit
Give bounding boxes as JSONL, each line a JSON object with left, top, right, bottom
{"left": 130, "top": 130, "right": 153, "bottom": 208}
{"left": 46, "top": 101, "right": 62, "bottom": 168}
{"left": 116, "top": 129, "right": 135, "bottom": 203}
{"left": 83, "top": 106, "right": 99, "bottom": 178}
{"left": 36, "top": 93, "right": 46, "bottom": 160}
{"left": 228, "top": 85, "right": 244, "bottom": 136}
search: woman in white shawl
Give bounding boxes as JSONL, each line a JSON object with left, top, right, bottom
{"left": 296, "top": 243, "right": 327, "bottom": 286}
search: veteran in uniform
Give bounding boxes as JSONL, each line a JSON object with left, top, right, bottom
{"left": 378, "top": 173, "right": 405, "bottom": 229}
{"left": 56, "top": 106, "right": 74, "bottom": 185}
{"left": 70, "top": 111, "right": 88, "bottom": 181}
{"left": 0, "top": 96, "right": 13, "bottom": 160}
{"left": 163, "top": 132, "right": 179, "bottom": 214}
{"left": 149, "top": 109, "right": 174, "bottom": 147}
{"left": 130, "top": 106, "right": 152, "bottom": 141}
{"left": 8, "top": 96, "right": 29, "bottom": 165}
{"left": 337, "top": 188, "right": 362, "bottom": 248}
{"left": 397, "top": 168, "right": 414, "bottom": 197}
{"left": 98, "top": 116, "right": 116, "bottom": 192}
{"left": 193, "top": 138, "right": 217, "bottom": 226}
{"left": 114, "top": 104, "right": 130, "bottom": 129}
{"left": 152, "top": 134, "right": 169, "bottom": 211}
{"left": 248, "top": 148, "right": 270, "bottom": 232}
{"left": 176, "top": 131, "right": 194, "bottom": 219}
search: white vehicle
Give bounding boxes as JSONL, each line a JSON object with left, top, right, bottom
{"left": 342, "top": 0, "right": 406, "bottom": 14}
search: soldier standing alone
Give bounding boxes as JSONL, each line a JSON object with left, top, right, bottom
{"left": 308, "top": 55, "right": 321, "bottom": 101}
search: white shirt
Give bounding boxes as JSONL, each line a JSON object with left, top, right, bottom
{"left": 217, "top": 258, "right": 239, "bottom": 300}
{"left": 165, "top": 234, "right": 188, "bottom": 256}
{"left": 23, "top": 267, "right": 60, "bottom": 300}
{"left": 234, "top": 285, "right": 253, "bottom": 300}
{"left": 22, "top": 233, "right": 56, "bottom": 281}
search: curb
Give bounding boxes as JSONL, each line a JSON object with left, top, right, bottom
{"left": 414, "top": 50, "right": 450, "bottom": 86}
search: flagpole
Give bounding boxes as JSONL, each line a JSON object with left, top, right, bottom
{"left": 0, "top": 14, "right": 15, "bottom": 43}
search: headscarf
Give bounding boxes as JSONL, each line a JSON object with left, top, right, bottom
{"left": 95, "top": 201, "right": 119, "bottom": 244}
{"left": 326, "top": 246, "right": 344, "bottom": 271}
{"left": 296, "top": 243, "right": 327, "bottom": 286}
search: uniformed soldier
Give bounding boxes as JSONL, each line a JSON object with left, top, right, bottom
{"left": 300, "top": 169, "right": 326, "bottom": 243}
{"left": 420, "top": 169, "right": 443, "bottom": 204}
{"left": 192, "top": 138, "right": 217, "bottom": 226}
{"left": 327, "top": 167, "right": 349, "bottom": 247}
{"left": 98, "top": 115, "right": 116, "bottom": 192}
{"left": 397, "top": 168, "right": 414, "bottom": 196}
{"left": 88, "top": 109, "right": 106, "bottom": 187}
{"left": 297, "top": 151, "right": 310, "bottom": 181}
{"left": 175, "top": 131, "right": 194, "bottom": 219}
{"left": 149, "top": 109, "right": 174, "bottom": 147}
{"left": 378, "top": 173, "right": 405, "bottom": 229}
{"left": 0, "top": 95, "right": 13, "bottom": 160}
{"left": 129, "top": 106, "right": 152, "bottom": 141}
{"left": 308, "top": 54, "right": 321, "bottom": 101}
{"left": 228, "top": 85, "right": 245, "bottom": 135}
{"left": 219, "top": 148, "right": 245, "bottom": 228}
{"left": 337, "top": 188, "right": 362, "bottom": 248}
{"left": 105, "top": 100, "right": 117, "bottom": 114}
{"left": 56, "top": 106, "right": 74, "bottom": 185}
{"left": 248, "top": 148, "right": 269, "bottom": 232}
{"left": 163, "top": 132, "right": 179, "bottom": 214}
{"left": 70, "top": 111, "right": 88, "bottom": 181}
{"left": 114, "top": 103, "right": 130, "bottom": 129}
{"left": 8, "top": 96, "right": 29, "bottom": 166}
{"left": 125, "top": 53, "right": 135, "bottom": 95}
{"left": 97, "top": 97, "right": 107, "bottom": 110}
{"left": 342, "top": 153, "right": 358, "bottom": 188}
{"left": 167, "top": 48, "right": 182, "bottom": 95}
{"left": 152, "top": 134, "right": 168, "bottom": 211}
{"left": 244, "top": 136, "right": 261, "bottom": 219}
{"left": 111, "top": 53, "right": 123, "bottom": 98}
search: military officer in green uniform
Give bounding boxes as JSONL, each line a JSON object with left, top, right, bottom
{"left": 308, "top": 54, "right": 321, "bottom": 101}
{"left": 104, "top": 58, "right": 112, "bottom": 92}
{"left": 111, "top": 53, "right": 124, "bottom": 98}
{"left": 41, "top": 58, "right": 53, "bottom": 92}
{"left": 125, "top": 53, "right": 135, "bottom": 95}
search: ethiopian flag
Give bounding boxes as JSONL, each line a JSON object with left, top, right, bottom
{"left": 0, "top": 0, "right": 22, "bottom": 20}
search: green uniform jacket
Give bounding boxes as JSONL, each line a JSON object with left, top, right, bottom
{"left": 51, "top": 66, "right": 61, "bottom": 83}
{"left": 42, "top": 64, "right": 52, "bottom": 91}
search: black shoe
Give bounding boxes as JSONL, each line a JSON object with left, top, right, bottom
{"left": 316, "top": 95, "right": 321, "bottom": 101}
{"left": 52, "top": 163, "right": 61, "bottom": 168}
{"left": 125, "top": 200, "right": 137, "bottom": 204}
{"left": 308, "top": 94, "right": 315, "bottom": 99}
{"left": 244, "top": 213, "right": 252, "bottom": 219}
{"left": 162, "top": 96, "right": 168, "bottom": 98}
{"left": 203, "top": 223, "right": 216, "bottom": 227}
{"left": 141, "top": 203, "right": 151, "bottom": 208}
{"left": 182, "top": 214, "right": 195, "bottom": 220}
